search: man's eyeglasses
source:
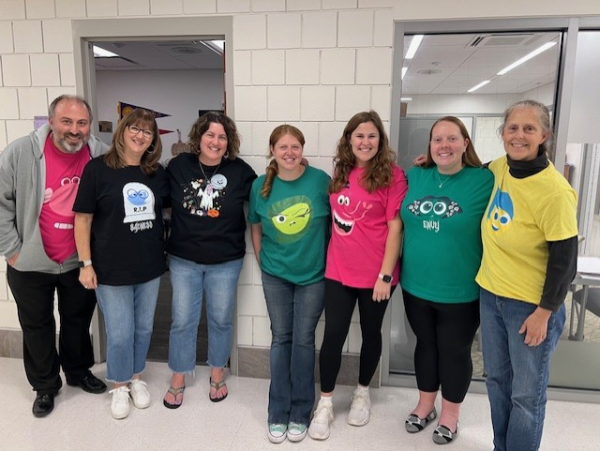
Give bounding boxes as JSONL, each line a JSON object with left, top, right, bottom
{"left": 128, "top": 125, "right": 154, "bottom": 138}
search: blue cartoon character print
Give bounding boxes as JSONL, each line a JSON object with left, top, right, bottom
{"left": 182, "top": 173, "right": 228, "bottom": 217}
{"left": 269, "top": 195, "right": 312, "bottom": 244}
{"left": 332, "top": 191, "right": 372, "bottom": 236}
{"left": 123, "top": 182, "right": 156, "bottom": 232}
{"left": 486, "top": 187, "right": 513, "bottom": 232}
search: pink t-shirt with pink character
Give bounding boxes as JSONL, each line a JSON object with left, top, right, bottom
{"left": 325, "top": 164, "right": 407, "bottom": 288}
{"left": 39, "top": 135, "right": 91, "bottom": 263}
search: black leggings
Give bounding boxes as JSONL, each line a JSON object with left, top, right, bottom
{"left": 319, "top": 279, "right": 394, "bottom": 393}
{"left": 403, "top": 290, "right": 480, "bottom": 403}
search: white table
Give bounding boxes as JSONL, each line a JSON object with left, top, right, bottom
{"left": 568, "top": 256, "right": 600, "bottom": 341}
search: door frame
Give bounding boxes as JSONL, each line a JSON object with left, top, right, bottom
{"left": 71, "top": 16, "right": 236, "bottom": 372}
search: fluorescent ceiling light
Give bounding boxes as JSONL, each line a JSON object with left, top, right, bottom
{"left": 405, "top": 35, "right": 424, "bottom": 59}
{"left": 496, "top": 41, "right": 557, "bottom": 75}
{"left": 211, "top": 40, "right": 224, "bottom": 51}
{"left": 401, "top": 67, "right": 408, "bottom": 79}
{"left": 93, "top": 46, "right": 119, "bottom": 58}
{"left": 401, "top": 97, "right": 413, "bottom": 102}
{"left": 200, "top": 40, "right": 224, "bottom": 55}
{"left": 467, "top": 80, "right": 490, "bottom": 93}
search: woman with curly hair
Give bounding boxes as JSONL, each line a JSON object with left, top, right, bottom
{"left": 309, "top": 111, "right": 408, "bottom": 441}
{"left": 163, "top": 111, "right": 256, "bottom": 408}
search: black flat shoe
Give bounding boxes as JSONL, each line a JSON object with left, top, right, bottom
{"left": 66, "top": 372, "right": 107, "bottom": 394}
{"left": 32, "top": 393, "right": 55, "bottom": 418}
{"left": 405, "top": 408, "right": 437, "bottom": 433}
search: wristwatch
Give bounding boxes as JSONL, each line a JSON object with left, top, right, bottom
{"left": 78, "top": 259, "right": 92, "bottom": 268}
{"left": 378, "top": 273, "right": 393, "bottom": 283}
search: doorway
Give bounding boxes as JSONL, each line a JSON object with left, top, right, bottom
{"left": 72, "top": 16, "right": 234, "bottom": 367}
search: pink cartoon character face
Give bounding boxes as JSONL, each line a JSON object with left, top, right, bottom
{"left": 44, "top": 176, "right": 81, "bottom": 229}
{"left": 332, "top": 193, "right": 372, "bottom": 236}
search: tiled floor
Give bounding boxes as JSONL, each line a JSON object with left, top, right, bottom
{"left": 1, "top": 357, "right": 597, "bottom": 451}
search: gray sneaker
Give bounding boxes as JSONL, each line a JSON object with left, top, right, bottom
{"left": 308, "top": 399, "right": 334, "bottom": 440}
{"left": 347, "top": 388, "right": 371, "bottom": 426}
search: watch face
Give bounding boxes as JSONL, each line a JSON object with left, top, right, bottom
{"left": 382, "top": 275, "right": 392, "bottom": 283}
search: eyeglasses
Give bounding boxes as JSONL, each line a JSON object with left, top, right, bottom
{"left": 128, "top": 125, "right": 154, "bottom": 138}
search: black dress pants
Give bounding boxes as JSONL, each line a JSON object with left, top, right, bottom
{"left": 7, "top": 266, "right": 97, "bottom": 395}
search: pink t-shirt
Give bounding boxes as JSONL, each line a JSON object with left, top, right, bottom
{"left": 325, "top": 164, "right": 407, "bottom": 288}
{"left": 39, "top": 135, "right": 91, "bottom": 263}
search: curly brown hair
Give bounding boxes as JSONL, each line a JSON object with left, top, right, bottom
{"left": 103, "top": 108, "right": 162, "bottom": 175}
{"left": 424, "top": 116, "right": 482, "bottom": 168}
{"left": 188, "top": 111, "right": 240, "bottom": 161}
{"left": 330, "top": 110, "right": 396, "bottom": 194}
{"left": 261, "top": 124, "right": 305, "bottom": 198}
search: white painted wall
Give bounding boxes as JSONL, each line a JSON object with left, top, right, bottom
{"left": 0, "top": 0, "right": 599, "bottom": 350}
{"left": 95, "top": 69, "right": 224, "bottom": 164}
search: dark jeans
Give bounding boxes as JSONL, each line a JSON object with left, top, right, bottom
{"left": 7, "top": 266, "right": 96, "bottom": 395}
{"left": 319, "top": 278, "right": 393, "bottom": 393}
{"left": 403, "top": 289, "right": 480, "bottom": 403}
{"left": 262, "top": 271, "right": 324, "bottom": 425}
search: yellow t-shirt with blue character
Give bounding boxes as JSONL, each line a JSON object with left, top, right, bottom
{"left": 476, "top": 157, "right": 578, "bottom": 305}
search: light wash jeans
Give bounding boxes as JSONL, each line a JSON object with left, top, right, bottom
{"left": 95, "top": 277, "right": 161, "bottom": 383}
{"left": 262, "top": 271, "right": 324, "bottom": 425}
{"left": 480, "top": 287, "right": 565, "bottom": 451}
{"left": 167, "top": 254, "right": 243, "bottom": 372}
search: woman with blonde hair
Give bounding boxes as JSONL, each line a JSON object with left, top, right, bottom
{"left": 248, "top": 124, "right": 330, "bottom": 443}
{"left": 309, "top": 111, "right": 407, "bottom": 440}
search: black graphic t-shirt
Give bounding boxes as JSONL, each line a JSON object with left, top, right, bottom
{"left": 167, "top": 153, "right": 257, "bottom": 264}
{"left": 73, "top": 157, "right": 169, "bottom": 285}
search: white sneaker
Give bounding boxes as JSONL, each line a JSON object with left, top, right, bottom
{"left": 308, "top": 399, "right": 334, "bottom": 440}
{"left": 110, "top": 386, "right": 131, "bottom": 419}
{"left": 130, "top": 379, "right": 151, "bottom": 409}
{"left": 347, "top": 387, "right": 371, "bottom": 426}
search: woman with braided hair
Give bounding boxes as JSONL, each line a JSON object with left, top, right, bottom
{"left": 248, "top": 124, "right": 330, "bottom": 444}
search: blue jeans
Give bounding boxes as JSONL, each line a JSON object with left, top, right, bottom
{"left": 167, "top": 255, "right": 243, "bottom": 372}
{"left": 262, "top": 271, "right": 324, "bottom": 425}
{"left": 480, "top": 288, "right": 565, "bottom": 451}
{"left": 95, "top": 277, "right": 161, "bottom": 383}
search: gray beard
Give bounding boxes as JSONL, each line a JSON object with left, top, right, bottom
{"left": 56, "top": 137, "right": 86, "bottom": 154}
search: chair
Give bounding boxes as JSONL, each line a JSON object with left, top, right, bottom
{"left": 573, "top": 288, "right": 600, "bottom": 318}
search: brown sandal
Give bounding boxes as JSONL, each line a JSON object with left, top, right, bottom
{"left": 163, "top": 386, "right": 185, "bottom": 409}
{"left": 209, "top": 378, "right": 228, "bottom": 403}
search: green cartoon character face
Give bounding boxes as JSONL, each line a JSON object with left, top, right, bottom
{"left": 269, "top": 195, "right": 313, "bottom": 243}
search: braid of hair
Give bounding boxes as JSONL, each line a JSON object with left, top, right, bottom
{"left": 261, "top": 159, "right": 279, "bottom": 198}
